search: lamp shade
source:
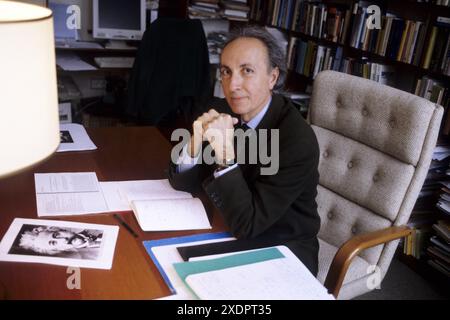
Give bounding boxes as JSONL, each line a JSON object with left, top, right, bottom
{"left": 0, "top": 1, "right": 60, "bottom": 177}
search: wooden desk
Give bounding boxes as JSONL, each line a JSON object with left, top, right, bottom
{"left": 0, "top": 127, "right": 226, "bottom": 299}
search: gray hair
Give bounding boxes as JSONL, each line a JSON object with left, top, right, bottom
{"left": 222, "top": 26, "right": 287, "bottom": 90}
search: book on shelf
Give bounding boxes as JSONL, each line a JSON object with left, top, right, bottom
{"left": 433, "top": 220, "right": 450, "bottom": 243}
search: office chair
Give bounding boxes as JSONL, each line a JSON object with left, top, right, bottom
{"left": 308, "top": 70, "right": 444, "bottom": 299}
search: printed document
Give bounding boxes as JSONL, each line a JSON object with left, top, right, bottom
{"left": 57, "top": 123, "right": 97, "bottom": 152}
{"left": 35, "top": 172, "right": 108, "bottom": 216}
{"left": 179, "top": 246, "right": 335, "bottom": 300}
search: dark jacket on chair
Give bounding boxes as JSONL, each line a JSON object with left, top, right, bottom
{"left": 168, "top": 94, "right": 321, "bottom": 275}
{"left": 127, "top": 18, "right": 211, "bottom": 125}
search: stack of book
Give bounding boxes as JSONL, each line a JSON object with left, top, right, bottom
{"left": 414, "top": 76, "right": 448, "bottom": 106}
{"left": 405, "top": 143, "right": 450, "bottom": 258}
{"left": 432, "top": 142, "right": 450, "bottom": 216}
{"left": 277, "top": 91, "right": 310, "bottom": 116}
{"left": 188, "top": 0, "right": 221, "bottom": 19}
{"left": 427, "top": 220, "right": 450, "bottom": 277}
{"left": 436, "top": 0, "right": 450, "bottom": 6}
{"left": 220, "top": 0, "right": 250, "bottom": 21}
{"left": 188, "top": 0, "right": 249, "bottom": 22}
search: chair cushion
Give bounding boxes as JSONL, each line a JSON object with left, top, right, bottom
{"left": 316, "top": 185, "right": 391, "bottom": 265}
{"left": 309, "top": 70, "right": 436, "bottom": 166}
{"left": 313, "top": 126, "right": 414, "bottom": 221}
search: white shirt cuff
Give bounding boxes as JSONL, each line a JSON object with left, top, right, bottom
{"left": 213, "top": 163, "right": 238, "bottom": 178}
{"left": 177, "top": 143, "right": 200, "bottom": 173}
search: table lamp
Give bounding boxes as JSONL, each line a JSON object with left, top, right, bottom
{"left": 0, "top": 1, "right": 59, "bottom": 178}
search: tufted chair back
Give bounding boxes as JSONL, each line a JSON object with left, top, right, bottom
{"left": 308, "top": 71, "right": 443, "bottom": 299}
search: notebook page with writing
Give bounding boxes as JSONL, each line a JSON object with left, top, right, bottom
{"left": 184, "top": 246, "right": 335, "bottom": 300}
{"left": 132, "top": 198, "right": 211, "bottom": 231}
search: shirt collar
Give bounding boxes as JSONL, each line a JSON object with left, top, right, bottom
{"left": 242, "top": 96, "right": 272, "bottom": 129}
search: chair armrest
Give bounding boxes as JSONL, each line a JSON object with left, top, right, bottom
{"left": 324, "top": 225, "right": 412, "bottom": 298}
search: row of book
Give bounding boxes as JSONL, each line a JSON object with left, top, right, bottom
{"left": 188, "top": 0, "right": 250, "bottom": 21}
{"left": 427, "top": 220, "right": 450, "bottom": 277}
{"left": 414, "top": 76, "right": 449, "bottom": 107}
{"left": 405, "top": 143, "right": 450, "bottom": 263}
{"left": 414, "top": 76, "right": 450, "bottom": 136}
{"left": 287, "top": 38, "right": 395, "bottom": 85}
{"left": 426, "top": 142, "right": 450, "bottom": 277}
{"left": 250, "top": 0, "right": 353, "bottom": 43}
{"left": 250, "top": 0, "right": 450, "bottom": 76}
{"left": 351, "top": 12, "right": 449, "bottom": 75}
{"left": 425, "top": 20, "right": 450, "bottom": 75}
{"left": 435, "top": 0, "right": 450, "bottom": 6}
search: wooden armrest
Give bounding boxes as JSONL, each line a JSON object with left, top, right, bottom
{"left": 324, "top": 225, "right": 412, "bottom": 298}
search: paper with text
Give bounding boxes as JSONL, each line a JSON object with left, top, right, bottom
{"left": 183, "top": 246, "right": 335, "bottom": 300}
{"left": 35, "top": 172, "right": 108, "bottom": 217}
{"left": 100, "top": 179, "right": 192, "bottom": 212}
{"left": 35, "top": 172, "right": 100, "bottom": 193}
{"left": 57, "top": 123, "right": 97, "bottom": 152}
{"left": 36, "top": 192, "right": 109, "bottom": 217}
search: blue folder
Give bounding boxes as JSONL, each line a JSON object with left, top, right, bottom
{"left": 142, "top": 232, "right": 231, "bottom": 294}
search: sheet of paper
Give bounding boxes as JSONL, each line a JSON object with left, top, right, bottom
{"left": 56, "top": 51, "right": 97, "bottom": 71}
{"left": 181, "top": 246, "right": 335, "bottom": 300}
{"left": 35, "top": 172, "right": 100, "bottom": 193}
{"left": 100, "top": 179, "right": 192, "bottom": 212}
{"left": 35, "top": 172, "right": 108, "bottom": 217}
{"left": 57, "top": 123, "right": 97, "bottom": 152}
{"left": 123, "top": 179, "right": 192, "bottom": 202}
{"left": 36, "top": 192, "right": 109, "bottom": 217}
{"left": 99, "top": 181, "right": 131, "bottom": 212}
{"left": 132, "top": 198, "right": 211, "bottom": 231}
{"left": 149, "top": 237, "right": 235, "bottom": 299}
{"left": 0, "top": 218, "right": 118, "bottom": 270}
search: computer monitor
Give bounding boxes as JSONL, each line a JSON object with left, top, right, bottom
{"left": 49, "top": 0, "right": 94, "bottom": 44}
{"left": 93, "top": 0, "right": 145, "bottom": 46}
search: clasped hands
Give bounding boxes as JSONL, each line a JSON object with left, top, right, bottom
{"left": 188, "top": 109, "right": 239, "bottom": 165}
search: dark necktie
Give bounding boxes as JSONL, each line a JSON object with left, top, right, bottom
{"left": 234, "top": 122, "right": 250, "bottom": 132}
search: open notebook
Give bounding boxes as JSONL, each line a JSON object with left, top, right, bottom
{"left": 131, "top": 197, "right": 211, "bottom": 231}
{"left": 174, "top": 246, "right": 335, "bottom": 300}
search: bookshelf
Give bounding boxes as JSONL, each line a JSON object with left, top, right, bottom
{"left": 249, "top": 0, "right": 449, "bottom": 103}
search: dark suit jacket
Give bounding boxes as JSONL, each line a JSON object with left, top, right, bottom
{"left": 168, "top": 94, "right": 321, "bottom": 275}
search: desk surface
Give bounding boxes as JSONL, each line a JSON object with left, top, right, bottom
{"left": 0, "top": 126, "right": 226, "bottom": 299}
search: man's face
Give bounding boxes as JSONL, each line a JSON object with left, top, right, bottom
{"left": 220, "top": 37, "right": 279, "bottom": 122}
{"left": 31, "top": 228, "right": 86, "bottom": 253}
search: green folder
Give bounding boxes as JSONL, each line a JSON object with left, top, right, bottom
{"left": 173, "top": 247, "right": 285, "bottom": 290}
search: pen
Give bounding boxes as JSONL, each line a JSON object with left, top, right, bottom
{"left": 113, "top": 214, "right": 139, "bottom": 238}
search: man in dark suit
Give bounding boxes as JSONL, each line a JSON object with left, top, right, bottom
{"left": 168, "top": 26, "right": 321, "bottom": 275}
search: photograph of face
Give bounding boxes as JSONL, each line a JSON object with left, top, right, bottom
{"left": 60, "top": 130, "right": 74, "bottom": 143}
{"left": 0, "top": 218, "right": 118, "bottom": 269}
{"left": 8, "top": 224, "right": 103, "bottom": 260}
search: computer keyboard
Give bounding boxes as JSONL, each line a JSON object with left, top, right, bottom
{"left": 94, "top": 57, "right": 135, "bottom": 68}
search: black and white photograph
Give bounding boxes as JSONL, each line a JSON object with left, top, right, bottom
{"left": 0, "top": 218, "right": 119, "bottom": 269}
{"left": 59, "top": 130, "right": 74, "bottom": 143}
{"left": 9, "top": 224, "right": 103, "bottom": 260}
